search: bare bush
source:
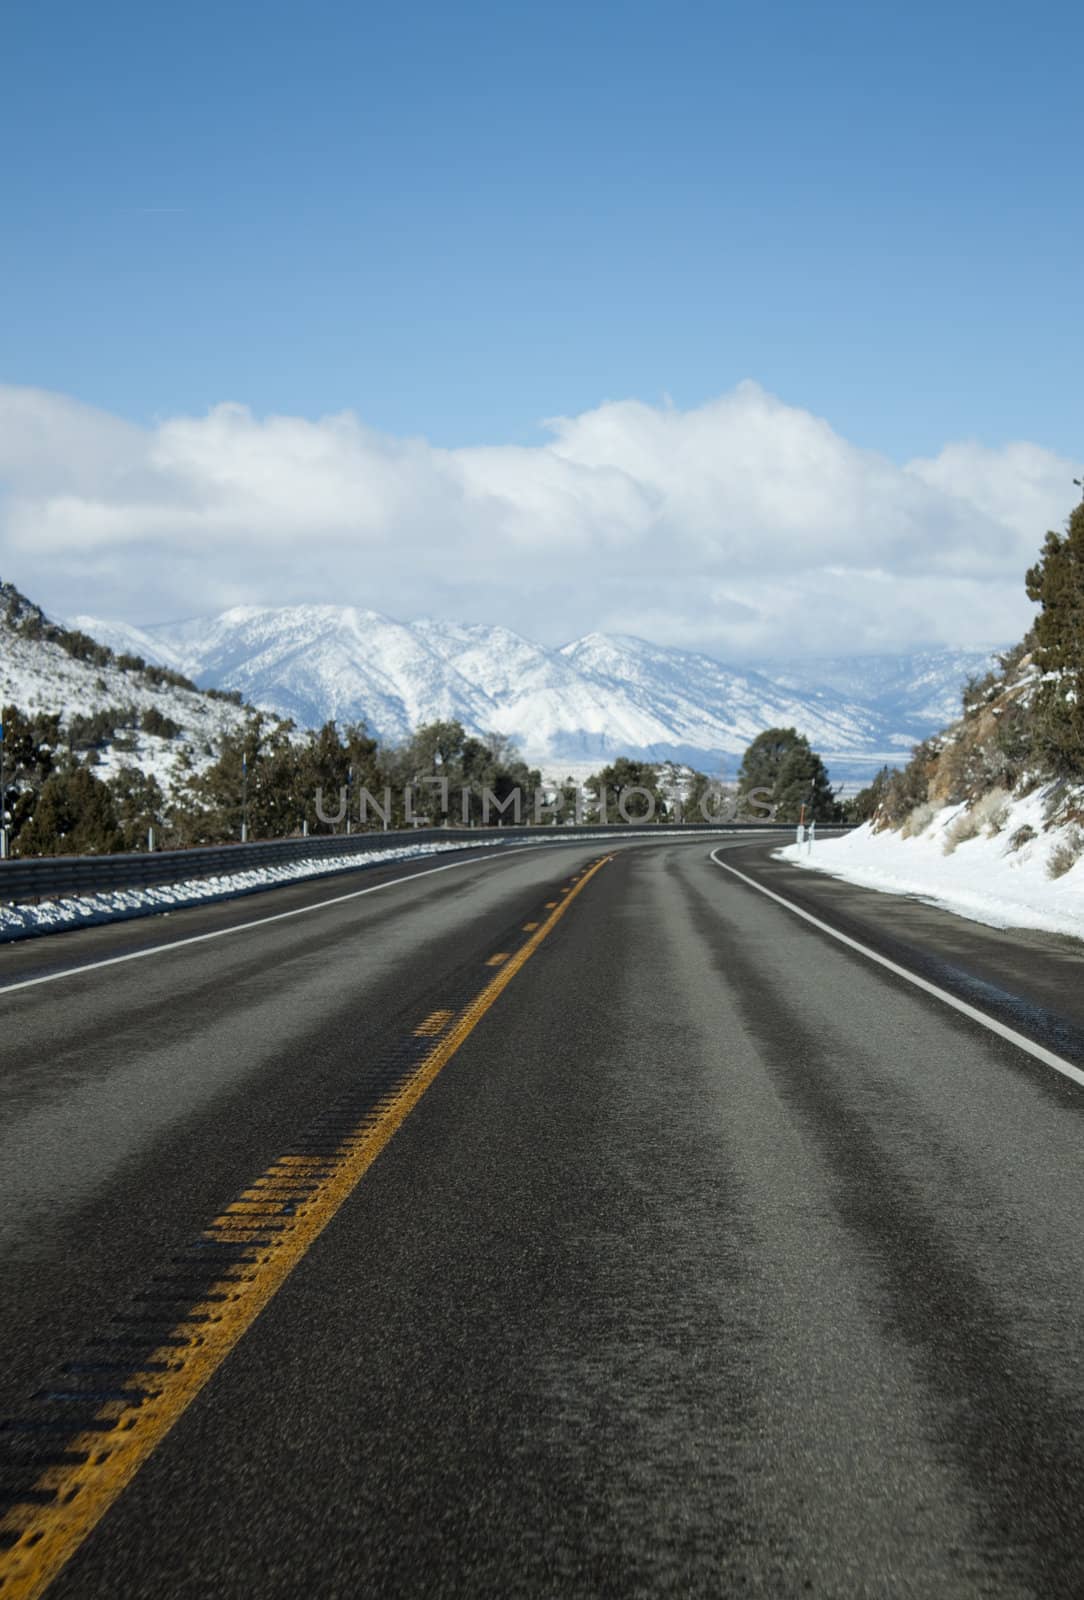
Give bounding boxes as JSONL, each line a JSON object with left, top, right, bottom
{"left": 969, "top": 786, "right": 1012, "bottom": 837}
{"left": 1047, "top": 828, "right": 1084, "bottom": 881}
{"left": 942, "top": 808, "right": 982, "bottom": 855}
{"left": 900, "top": 802, "right": 937, "bottom": 839}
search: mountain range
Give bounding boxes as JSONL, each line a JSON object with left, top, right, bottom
{"left": 68, "top": 604, "right": 1000, "bottom": 784}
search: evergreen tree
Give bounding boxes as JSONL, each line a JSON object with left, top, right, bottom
{"left": 1025, "top": 499, "right": 1084, "bottom": 775}
{"left": 463, "top": 731, "right": 541, "bottom": 824}
{"left": 296, "top": 720, "right": 352, "bottom": 830}
{"left": 551, "top": 774, "right": 582, "bottom": 824}
{"left": 18, "top": 763, "right": 124, "bottom": 855}
{"left": 587, "top": 757, "right": 665, "bottom": 821}
{"left": 109, "top": 765, "right": 166, "bottom": 850}
{"left": 341, "top": 720, "right": 384, "bottom": 826}
{"left": 682, "top": 768, "right": 738, "bottom": 823}
{"left": 844, "top": 767, "right": 890, "bottom": 825}
{"left": 1, "top": 703, "right": 62, "bottom": 849}
{"left": 178, "top": 713, "right": 300, "bottom": 842}
{"left": 738, "top": 727, "right": 836, "bottom": 823}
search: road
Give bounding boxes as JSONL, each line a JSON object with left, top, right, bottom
{"left": 1, "top": 833, "right": 1082, "bottom": 1598}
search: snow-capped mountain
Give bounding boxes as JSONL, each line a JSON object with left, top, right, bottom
{"left": 758, "top": 650, "right": 1002, "bottom": 732}
{"left": 69, "top": 604, "right": 1001, "bottom": 783}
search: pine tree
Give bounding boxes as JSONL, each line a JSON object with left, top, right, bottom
{"left": 1025, "top": 499, "right": 1084, "bottom": 775}
{"left": 587, "top": 757, "right": 665, "bottom": 822}
{"left": 109, "top": 765, "right": 166, "bottom": 850}
{"left": 1, "top": 703, "right": 62, "bottom": 849}
{"left": 18, "top": 764, "right": 124, "bottom": 856}
{"left": 738, "top": 727, "right": 836, "bottom": 823}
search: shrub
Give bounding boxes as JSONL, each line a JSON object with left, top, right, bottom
{"left": 141, "top": 706, "right": 182, "bottom": 739}
{"left": 877, "top": 741, "right": 938, "bottom": 829}
{"left": 58, "top": 628, "right": 111, "bottom": 668}
{"left": 934, "top": 732, "right": 1012, "bottom": 806}
{"left": 1047, "top": 828, "right": 1084, "bottom": 880}
{"left": 997, "top": 636, "right": 1034, "bottom": 675}
{"left": 141, "top": 664, "right": 198, "bottom": 692}
{"left": 845, "top": 767, "right": 890, "bottom": 825}
{"left": 942, "top": 808, "right": 981, "bottom": 854}
{"left": 962, "top": 670, "right": 998, "bottom": 712}
{"left": 970, "top": 786, "right": 1012, "bottom": 838}
{"left": 68, "top": 707, "right": 123, "bottom": 748}
{"left": 1008, "top": 824, "right": 1037, "bottom": 852}
{"left": 900, "top": 802, "right": 937, "bottom": 839}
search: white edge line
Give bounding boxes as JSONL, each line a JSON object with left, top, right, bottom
{"left": 0, "top": 852, "right": 519, "bottom": 997}
{"left": 710, "top": 848, "right": 1084, "bottom": 1092}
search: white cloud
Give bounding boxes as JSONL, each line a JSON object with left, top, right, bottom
{"left": 0, "top": 380, "right": 1073, "bottom": 657}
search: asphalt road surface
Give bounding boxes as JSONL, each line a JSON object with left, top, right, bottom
{"left": 1, "top": 834, "right": 1082, "bottom": 1598}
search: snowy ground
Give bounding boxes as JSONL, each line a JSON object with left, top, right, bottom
{"left": 777, "top": 789, "right": 1084, "bottom": 939}
{"left": 0, "top": 827, "right": 752, "bottom": 944}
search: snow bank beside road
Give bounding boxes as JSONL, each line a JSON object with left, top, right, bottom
{"left": 777, "top": 791, "right": 1084, "bottom": 939}
{"left": 0, "top": 839, "right": 497, "bottom": 942}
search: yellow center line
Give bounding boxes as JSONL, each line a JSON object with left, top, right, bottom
{"left": 413, "top": 1009, "right": 455, "bottom": 1037}
{"left": 0, "top": 855, "right": 613, "bottom": 1600}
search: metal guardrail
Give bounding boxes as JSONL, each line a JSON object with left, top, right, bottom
{"left": 0, "top": 822, "right": 795, "bottom": 905}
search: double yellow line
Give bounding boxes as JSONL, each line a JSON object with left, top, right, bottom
{"left": 0, "top": 854, "right": 612, "bottom": 1600}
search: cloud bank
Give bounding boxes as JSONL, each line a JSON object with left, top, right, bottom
{"left": 0, "top": 380, "right": 1072, "bottom": 657}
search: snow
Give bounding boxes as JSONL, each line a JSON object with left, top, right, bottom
{"left": 69, "top": 604, "right": 999, "bottom": 784}
{"left": 0, "top": 828, "right": 749, "bottom": 943}
{"left": 0, "top": 625, "right": 249, "bottom": 788}
{"left": 777, "top": 790, "right": 1084, "bottom": 938}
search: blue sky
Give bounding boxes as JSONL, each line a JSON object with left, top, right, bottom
{"left": 1, "top": 0, "right": 1080, "bottom": 653}
{"left": 4, "top": 0, "right": 1081, "bottom": 460}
